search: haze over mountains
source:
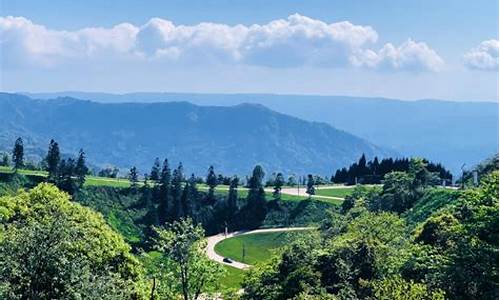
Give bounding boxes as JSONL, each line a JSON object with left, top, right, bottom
{"left": 0, "top": 93, "right": 389, "bottom": 176}
{"left": 27, "top": 92, "right": 499, "bottom": 174}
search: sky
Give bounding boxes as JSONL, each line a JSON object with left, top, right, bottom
{"left": 0, "top": 0, "right": 498, "bottom": 101}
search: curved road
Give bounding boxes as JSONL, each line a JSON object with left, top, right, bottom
{"left": 206, "top": 227, "right": 314, "bottom": 270}
{"left": 275, "top": 187, "right": 345, "bottom": 200}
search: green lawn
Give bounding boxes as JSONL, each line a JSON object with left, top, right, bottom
{"left": 0, "top": 166, "right": 47, "bottom": 177}
{"left": 84, "top": 176, "right": 131, "bottom": 188}
{"left": 0, "top": 166, "right": 132, "bottom": 188}
{"left": 214, "top": 231, "right": 303, "bottom": 265}
{"left": 315, "top": 187, "right": 354, "bottom": 198}
{"left": 220, "top": 265, "right": 246, "bottom": 290}
{"left": 199, "top": 184, "right": 335, "bottom": 203}
{"left": 0, "top": 167, "right": 342, "bottom": 205}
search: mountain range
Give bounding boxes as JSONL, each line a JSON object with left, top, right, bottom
{"left": 0, "top": 93, "right": 390, "bottom": 176}
{"left": 26, "top": 92, "right": 499, "bottom": 174}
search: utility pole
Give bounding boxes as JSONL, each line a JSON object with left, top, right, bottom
{"left": 473, "top": 170, "right": 478, "bottom": 187}
{"left": 297, "top": 175, "right": 300, "bottom": 196}
{"left": 461, "top": 163, "right": 466, "bottom": 189}
{"left": 242, "top": 242, "right": 246, "bottom": 263}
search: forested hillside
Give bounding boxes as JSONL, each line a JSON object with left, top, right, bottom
{"left": 0, "top": 93, "right": 390, "bottom": 176}
{"left": 28, "top": 92, "right": 499, "bottom": 174}
{"left": 242, "top": 157, "right": 499, "bottom": 300}
{"left": 0, "top": 150, "right": 497, "bottom": 299}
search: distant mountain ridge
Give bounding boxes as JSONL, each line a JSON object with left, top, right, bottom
{"left": 0, "top": 93, "right": 391, "bottom": 176}
{"left": 25, "top": 91, "right": 498, "bottom": 174}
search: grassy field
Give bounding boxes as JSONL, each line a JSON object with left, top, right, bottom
{"left": 220, "top": 265, "right": 246, "bottom": 290}
{"left": 315, "top": 187, "right": 354, "bottom": 198}
{"left": 0, "top": 166, "right": 133, "bottom": 188}
{"left": 0, "top": 167, "right": 343, "bottom": 205}
{"left": 0, "top": 166, "right": 47, "bottom": 177}
{"left": 84, "top": 176, "right": 131, "bottom": 188}
{"left": 199, "top": 183, "right": 344, "bottom": 204}
{"left": 214, "top": 231, "right": 303, "bottom": 265}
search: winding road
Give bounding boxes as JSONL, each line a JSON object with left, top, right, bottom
{"left": 205, "top": 227, "right": 314, "bottom": 270}
{"left": 273, "top": 186, "right": 345, "bottom": 200}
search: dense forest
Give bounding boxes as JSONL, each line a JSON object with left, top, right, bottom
{"left": 331, "top": 154, "right": 453, "bottom": 185}
{"left": 0, "top": 138, "right": 332, "bottom": 246}
{"left": 0, "top": 137, "right": 497, "bottom": 299}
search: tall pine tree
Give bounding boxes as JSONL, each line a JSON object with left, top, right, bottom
{"left": 150, "top": 158, "right": 161, "bottom": 181}
{"left": 245, "top": 165, "right": 267, "bottom": 228}
{"left": 206, "top": 165, "right": 218, "bottom": 205}
{"left": 306, "top": 174, "right": 315, "bottom": 197}
{"left": 227, "top": 176, "right": 239, "bottom": 211}
{"left": 75, "top": 148, "right": 88, "bottom": 187}
{"left": 46, "top": 139, "right": 60, "bottom": 181}
{"left": 12, "top": 137, "right": 24, "bottom": 170}
{"left": 273, "top": 173, "right": 284, "bottom": 200}
{"left": 128, "top": 166, "right": 139, "bottom": 190}
{"left": 57, "top": 158, "right": 77, "bottom": 194}
{"left": 171, "top": 163, "right": 184, "bottom": 220}
{"left": 181, "top": 173, "right": 197, "bottom": 218}
{"left": 158, "top": 158, "right": 172, "bottom": 224}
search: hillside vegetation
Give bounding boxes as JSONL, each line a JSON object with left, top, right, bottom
{"left": 29, "top": 91, "right": 499, "bottom": 174}
{"left": 241, "top": 158, "right": 498, "bottom": 300}
{"left": 0, "top": 141, "right": 497, "bottom": 299}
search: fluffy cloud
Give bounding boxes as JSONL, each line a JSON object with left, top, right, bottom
{"left": 351, "top": 39, "right": 444, "bottom": 71}
{"left": 463, "top": 39, "right": 499, "bottom": 71}
{"left": 0, "top": 16, "right": 138, "bottom": 67}
{"left": 0, "top": 15, "right": 442, "bottom": 71}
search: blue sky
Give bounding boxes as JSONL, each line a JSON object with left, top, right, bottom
{"left": 1, "top": 0, "right": 498, "bottom": 101}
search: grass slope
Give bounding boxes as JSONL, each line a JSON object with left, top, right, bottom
{"left": 0, "top": 166, "right": 131, "bottom": 188}
{"left": 214, "top": 231, "right": 304, "bottom": 265}
{"left": 220, "top": 265, "right": 246, "bottom": 290}
{"left": 0, "top": 167, "right": 343, "bottom": 202}
{"left": 315, "top": 187, "right": 354, "bottom": 198}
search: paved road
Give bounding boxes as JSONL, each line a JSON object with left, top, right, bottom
{"left": 206, "top": 227, "right": 314, "bottom": 270}
{"left": 275, "top": 187, "right": 345, "bottom": 200}
{"left": 274, "top": 184, "right": 368, "bottom": 200}
{"left": 198, "top": 184, "right": 351, "bottom": 201}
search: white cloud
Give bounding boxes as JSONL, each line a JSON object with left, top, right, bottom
{"left": 0, "top": 16, "right": 138, "bottom": 67}
{"left": 351, "top": 39, "right": 444, "bottom": 72}
{"left": 463, "top": 39, "right": 499, "bottom": 71}
{"left": 0, "top": 15, "right": 442, "bottom": 71}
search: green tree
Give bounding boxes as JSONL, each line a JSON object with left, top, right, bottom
{"left": 306, "top": 174, "right": 315, "bottom": 197}
{"left": 1, "top": 153, "right": 10, "bottom": 167}
{"left": 153, "top": 218, "right": 224, "bottom": 300}
{"left": 171, "top": 163, "right": 185, "bottom": 219}
{"left": 408, "top": 171, "right": 499, "bottom": 300}
{"left": 227, "top": 176, "right": 239, "bottom": 211}
{"left": 379, "top": 171, "right": 415, "bottom": 213}
{"left": 129, "top": 166, "right": 139, "bottom": 190}
{"left": 206, "top": 166, "right": 218, "bottom": 205}
{"left": 45, "top": 139, "right": 60, "bottom": 181}
{"left": 371, "top": 276, "right": 445, "bottom": 300}
{"left": 409, "top": 157, "right": 431, "bottom": 189}
{"left": 150, "top": 158, "right": 161, "bottom": 181}
{"left": 273, "top": 172, "right": 285, "bottom": 200}
{"left": 12, "top": 137, "right": 24, "bottom": 170}
{"left": 245, "top": 165, "right": 267, "bottom": 228}
{"left": 75, "top": 148, "right": 88, "bottom": 187}
{"left": 57, "top": 158, "right": 77, "bottom": 194}
{"left": 158, "top": 159, "right": 171, "bottom": 224}
{"left": 98, "top": 166, "right": 119, "bottom": 178}
{"left": 0, "top": 184, "right": 147, "bottom": 299}
{"left": 181, "top": 174, "right": 198, "bottom": 218}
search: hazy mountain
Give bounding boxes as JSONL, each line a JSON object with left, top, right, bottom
{"left": 27, "top": 92, "right": 498, "bottom": 174}
{"left": 0, "top": 93, "right": 391, "bottom": 176}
